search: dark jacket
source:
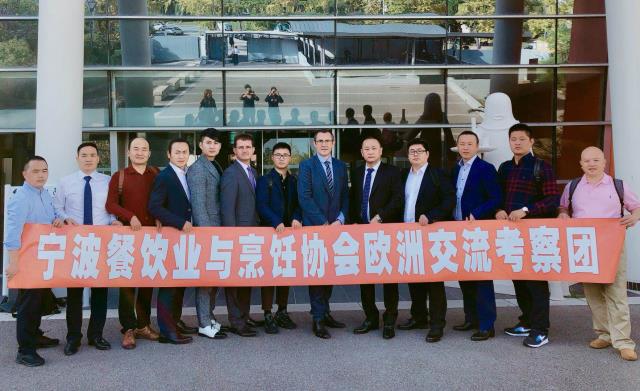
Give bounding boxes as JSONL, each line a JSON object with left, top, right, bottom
{"left": 256, "top": 168, "right": 302, "bottom": 228}
{"left": 349, "top": 162, "right": 404, "bottom": 224}
{"left": 451, "top": 157, "right": 502, "bottom": 220}
{"left": 148, "top": 166, "right": 192, "bottom": 229}
{"left": 402, "top": 165, "right": 456, "bottom": 223}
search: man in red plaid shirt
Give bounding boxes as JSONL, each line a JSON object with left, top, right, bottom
{"left": 495, "top": 123, "right": 560, "bottom": 348}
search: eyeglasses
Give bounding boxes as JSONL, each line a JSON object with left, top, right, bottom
{"left": 273, "top": 153, "right": 291, "bottom": 159}
{"left": 408, "top": 149, "right": 427, "bottom": 155}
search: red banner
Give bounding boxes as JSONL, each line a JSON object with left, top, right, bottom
{"left": 9, "top": 219, "right": 625, "bottom": 289}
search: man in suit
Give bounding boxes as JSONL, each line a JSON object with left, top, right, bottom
{"left": 256, "top": 142, "right": 302, "bottom": 334}
{"left": 298, "top": 129, "right": 349, "bottom": 339}
{"left": 398, "top": 139, "right": 456, "bottom": 343}
{"left": 148, "top": 138, "right": 197, "bottom": 344}
{"left": 186, "top": 128, "right": 227, "bottom": 340}
{"left": 451, "top": 131, "right": 502, "bottom": 341}
{"left": 350, "top": 135, "right": 403, "bottom": 339}
{"left": 221, "top": 133, "right": 260, "bottom": 337}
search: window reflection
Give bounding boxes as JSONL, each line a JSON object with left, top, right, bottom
{"left": 0, "top": 72, "right": 36, "bottom": 128}
{"left": 0, "top": 21, "right": 38, "bottom": 67}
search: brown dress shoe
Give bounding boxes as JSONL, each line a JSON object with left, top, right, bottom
{"left": 620, "top": 349, "right": 638, "bottom": 361}
{"left": 589, "top": 338, "right": 611, "bottom": 349}
{"left": 135, "top": 325, "right": 160, "bottom": 341}
{"left": 122, "top": 329, "right": 136, "bottom": 350}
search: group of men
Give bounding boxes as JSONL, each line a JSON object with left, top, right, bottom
{"left": 5, "top": 123, "right": 639, "bottom": 367}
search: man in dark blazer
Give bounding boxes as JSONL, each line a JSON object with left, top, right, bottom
{"left": 350, "top": 135, "right": 403, "bottom": 339}
{"left": 148, "top": 138, "right": 196, "bottom": 344}
{"left": 398, "top": 139, "right": 456, "bottom": 343}
{"left": 298, "top": 129, "right": 349, "bottom": 339}
{"left": 451, "top": 131, "right": 502, "bottom": 341}
{"left": 186, "top": 128, "right": 227, "bottom": 340}
{"left": 221, "top": 133, "right": 260, "bottom": 337}
{"left": 256, "top": 142, "right": 302, "bottom": 334}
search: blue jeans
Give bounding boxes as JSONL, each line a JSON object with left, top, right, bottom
{"left": 309, "top": 285, "right": 333, "bottom": 321}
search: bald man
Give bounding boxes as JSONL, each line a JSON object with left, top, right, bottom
{"left": 558, "top": 146, "right": 640, "bottom": 361}
{"left": 106, "top": 137, "right": 161, "bottom": 349}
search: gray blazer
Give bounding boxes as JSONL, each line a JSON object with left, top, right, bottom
{"left": 186, "top": 155, "right": 222, "bottom": 227}
{"left": 220, "top": 161, "right": 259, "bottom": 227}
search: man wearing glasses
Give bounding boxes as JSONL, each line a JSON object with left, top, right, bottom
{"left": 256, "top": 142, "right": 302, "bottom": 334}
{"left": 298, "top": 130, "right": 349, "bottom": 339}
{"left": 398, "top": 139, "right": 456, "bottom": 343}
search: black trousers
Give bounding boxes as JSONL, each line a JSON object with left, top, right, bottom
{"left": 225, "top": 287, "right": 252, "bottom": 329}
{"left": 172, "top": 287, "right": 186, "bottom": 323}
{"left": 16, "top": 289, "right": 47, "bottom": 354}
{"left": 118, "top": 287, "right": 153, "bottom": 331}
{"left": 408, "top": 282, "right": 447, "bottom": 329}
{"left": 360, "top": 283, "right": 399, "bottom": 324}
{"left": 66, "top": 287, "right": 107, "bottom": 343}
{"left": 513, "top": 280, "right": 550, "bottom": 333}
{"left": 261, "top": 286, "right": 289, "bottom": 312}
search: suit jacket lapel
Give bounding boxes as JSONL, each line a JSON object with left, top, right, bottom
{"left": 167, "top": 166, "right": 189, "bottom": 202}
{"left": 313, "top": 155, "right": 331, "bottom": 194}
{"left": 369, "top": 164, "right": 383, "bottom": 197}
{"left": 200, "top": 155, "right": 219, "bottom": 181}
{"left": 461, "top": 158, "right": 479, "bottom": 195}
{"left": 235, "top": 161, "right": 255, "bottom": 194}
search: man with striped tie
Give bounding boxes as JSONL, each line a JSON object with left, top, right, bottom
{"left": 298, "top": 129, "right": 349, "bottom": 339}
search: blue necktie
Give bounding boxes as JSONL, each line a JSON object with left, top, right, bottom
{"left": 246, "top": 166, "right": 256, "bottom": 189}
{"left": 83, "top": 176, "right": 93, "bottom": 225}
{"left": 324, "top": 160, "right": 334, "bottom": 195}
{"left": 361, "top": 168, "right": 374, "bottom": 222}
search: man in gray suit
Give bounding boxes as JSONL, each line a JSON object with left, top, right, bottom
{"left": 187, "top": 128, "right": 227, "bottom": 340}
{"left": 221, "top": 133, "right": 260, "bottom": 337}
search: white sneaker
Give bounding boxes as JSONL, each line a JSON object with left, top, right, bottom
{"left": 198, "top": 325, "right": 220, "bottom": 339}
{"left": 211, "top": 319, "right": 222, "bottom": 332}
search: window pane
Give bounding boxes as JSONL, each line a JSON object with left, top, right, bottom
{"left": 82, "top": 132, "right": 112, "bottom": 174}
{"left": 558, "top": 0, "right": 605, "bottom": 15}
{"left": 336, "top": 20, "right": 447, "bottom": 65}
{"left": 262, "top": 129, "right": 313, "bottom": 175}
{"left": 113, "top": 71, "right": 223, "bottom": 127}
{"left": 0, "top": 133, "right": 35, "bottom": 186}
{"left": 86, "top": 1, "right": 222, "bottom": 16}
{"left": 0, "top": 21, "right": 38, "bottom": 67}
{"left": 224, "top": 0, "right": 333, "bottom": 16}
{"left": 450, "top": 0, "right": 556, "bottom": 15}
{"left": 338, "top": 0, "right": 446, "bottom": 16}
{"left": 447, "top": 68, "right": 554, "bottom": 124}
{"left": 224, "top": 70, "right": 334, "bottom": 127}
{"left": 556, "top": 125, "right": 603, "bottom": 179}
{"left": 0, "top": 71, "right": 36, "bottom": 128}
{"left": 0, "top": 0, "right": 38, "bottom": 15}
{"left": 557, "top": 18, "right": 607, "bottom": 64}
{"left": 84, "top": 71, "right": 110, "bottom": 127}
{"left": 557, "top": 67, "right": 605, "bottom": 122}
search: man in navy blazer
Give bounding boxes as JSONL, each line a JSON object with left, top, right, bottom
{"left": 297, "top": 129, "right": 349, "bottom": 339}
{"left": 451, "top": 131, "right": 502, "bottom": 341}
{"left": 148, "top": 138, "right": 196, "bottom": 344}
{"left": 398, "top": 139, "right": 456, "bottom": 343}
{"left": 256, "top": 142, "right": 302, "bottom": 334}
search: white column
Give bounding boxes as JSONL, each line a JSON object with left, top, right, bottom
{"left": 606, "top": 0, "right": 640, "bottom": 284}
{"left": 35, "top": 0, "right": 85, "bottom": 183}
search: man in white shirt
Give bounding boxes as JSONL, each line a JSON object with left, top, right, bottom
{"left": 53, "top": 142, "right": 122, "bottom": 356}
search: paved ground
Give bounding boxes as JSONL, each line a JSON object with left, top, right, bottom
{"left": 0, "top": 297, "right": 639, "bottom": 390}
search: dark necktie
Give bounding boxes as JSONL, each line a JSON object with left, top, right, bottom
{"left": 246, "top": 166, "right": 256, "bottom": 189}
{"left": 361, "top": 168, "right": 374, "bottom": 222}
{"left": 83, "top": 176, "right": 93, "bottom": 225}
{"left": 324, "top": 160, "right": 334, "bottom": 194}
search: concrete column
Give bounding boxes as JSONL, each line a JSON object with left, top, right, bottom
{"left": 34, "top": 0, "right": 85, "bottom": 182}
{"left": 490, "top": 0, "right": 524, "bottom": 95}
{"left": 606, "top": 0, "right": 640, "bottom": 284}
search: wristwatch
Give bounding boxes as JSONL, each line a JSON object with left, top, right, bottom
{"left": 521, "top": 207, "right": 529, "bottom": 215}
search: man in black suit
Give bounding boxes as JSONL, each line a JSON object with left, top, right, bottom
{"left": 397, "top": 139, "right": 456, "bottom": 343}
{"left": 350, "top": 135, "right": 403, "bottom": 339}
{"left": 148, "top": 138, "right": 197, "bottom": 344}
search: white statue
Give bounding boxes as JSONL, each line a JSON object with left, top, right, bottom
{"left": 474, "top": 92, "right": 519, "bottom": 168}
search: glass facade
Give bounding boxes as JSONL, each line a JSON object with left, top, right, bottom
{"left": 0, "top": 0, "right": 608, "bottom": 179}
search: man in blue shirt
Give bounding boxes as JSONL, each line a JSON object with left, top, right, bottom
{"left": 5, "top": 156, "right": 63, "bottom": 367}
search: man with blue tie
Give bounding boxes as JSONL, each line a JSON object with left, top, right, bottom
{"left": 451, "top": 131, "right": 502, "bottom": 341}
{"left": 54, "top": 142, "right": 123, "bottom": 355}
{"left": 298, "top": 129, "right": 349, "bottom": 339}
{"left": 350, "top": 135, "right": 403, "bottom": 339}
{"left": 256, "top": 142, "right": 302, "bottom": 333}
{"left": 148, "top": 138, "right": 197, "bottom": 344}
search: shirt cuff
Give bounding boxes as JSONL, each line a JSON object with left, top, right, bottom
{"left": 336, "top": 213, "right": 345, "bottom": 225}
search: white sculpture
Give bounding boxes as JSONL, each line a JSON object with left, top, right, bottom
{"left": 474, "top": 92, "right": 519, "bottom": 169}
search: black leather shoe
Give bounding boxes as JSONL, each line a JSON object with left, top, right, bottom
{"left": 453, "top": 321, "right": 477, "bottom": 331}
{"left": 213, "top": 331, "right": 227, "bottom": 339}
{"left": 471, "top": 329, "right": 495, "bottom": 341}
{"left": 353, "top": 320, "right": 379, "bottom": 334}
{"left": 176, "top": 320, "right": 198, "bottom": 335}
{"left": 246, "top": 317, "right": 265, "bottom": 328}
{"left": 158, "top": 334, "right": 193, "bottom": 344}
{"left": 313, "top": 320, "right": 331, "bottom": 339}
{"left": 426, "top": 328, "right": 444, "bottom": 343}
{"left": 264, "top": 312, "right": 279, "bottom": 334}
{"left": 398, "top": 318, "right": 428, "bottom": 330}
{"left": 323, "top": 314, "right": 346, "bottom": 328}
{"left": 16, "top": 352, "right": 45, "bottom": 367}
{"left": 229, "top": 326, "right": 257, "bottom": 337}
{"left": 37, "top": 335, "right": 60, "bottom": 348}
{"left": 382, "top": 325, "right": 395, "bottom": 340}
{"left": 88, "top": 336, "right": 111, "bottom": 350}
{"left": 274, "top": 310, "right": 297, "bottom": 329}
{"left": 63, "top": 341, "right": 80, "bottom": 356}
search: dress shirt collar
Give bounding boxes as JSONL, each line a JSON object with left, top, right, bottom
{"left": 459, "top": 155, "right": 477, "bottom": 168}
{"left": 365, "top": 160, "right": 381, "bottom": 172}
{"left": 410, "top": 162, "right": 428, "bottom": 175}
{"left": 77, "top": 170, "right": 97, "bottom": 180}
{"left": 23, "top": 181, "right": 45, "bottom": 194}
{"left": 316, "top": 154, "right": 332, "bottom": 165}
{"left": 169, "top": 162, "right": 187, "bottom": 175}
{"left": 236, "top": 159, "right": 252, "bottom": 172}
